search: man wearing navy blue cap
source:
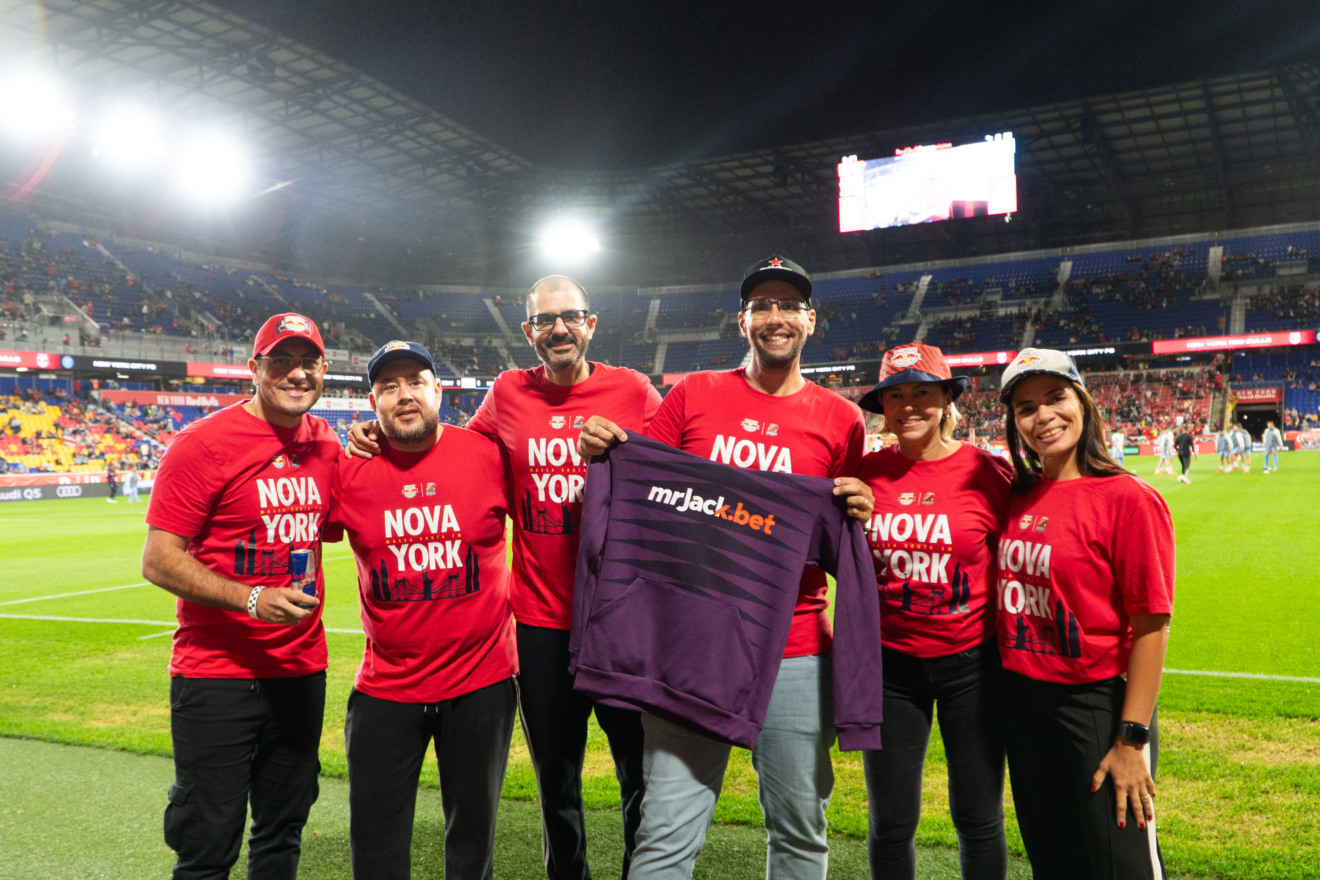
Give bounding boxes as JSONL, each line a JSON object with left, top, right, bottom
{"left": 328, "top": 339, "right": 519, "bottom": 880}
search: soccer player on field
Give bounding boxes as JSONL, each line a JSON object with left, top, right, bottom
{"left": 997, "top": 348, "right": 1173, "bottom": 880}
{"left": 578, "top": 255, "right": 875, "bottom": 880}
{"left": 1262, "top": 420, "right": 1284, "bottom": 473}
{"left": 1152, "top": 428, "right": 1175, "bottom": 476}
{"left": 1233, "top": 422, "right": 1253, "bottom": 473}
{"left": 349, "top": 276, "right": 660, "bottom": 880}
{"left": 1215, "top": 428, "right": 1231, "bottom": 472}
{"left": 855, "top": 343, "right": 1013, "bottom": 879}
{"left": 142, "top": 313, "right": 339, "bottom": 879}
{"left": 330, "top": 340, "right": 518, "bottom": 880}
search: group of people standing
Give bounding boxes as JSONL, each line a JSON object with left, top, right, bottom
{"left": 141, "top": 254, "right": 1173, "bottom": 880}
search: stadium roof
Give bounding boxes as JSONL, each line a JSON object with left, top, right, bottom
{"left": 2, "top": 0, "right": 1319, "bottom": 287}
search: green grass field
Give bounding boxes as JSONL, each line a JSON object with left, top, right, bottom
{"left": 2, "top": 450, "right": 1318, "bottom": 878}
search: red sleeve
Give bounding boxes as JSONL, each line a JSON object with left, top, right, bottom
{"left": 836, "top": 405, "right": 866, "bottom": 478}
{"left": 322, "top": 455, "right": 346, "bottom": 543}
{"left": 646, "top": 377, "right": 686, "bottom": 447}
{"left": 639, "top": 373, "right": 663, "bottom": 433}
{"left": 1112, "top": 480, "right": 1176, "bottom": 616}
{"left": 145, "top": 431, "right": 224, "bottom": 539}
{"left": 466, "top": 378, "right": 500, "bottom": 439}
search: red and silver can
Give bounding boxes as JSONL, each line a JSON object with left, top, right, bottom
{"left": 289, "top": 549, "right": 316, "bottom": 607}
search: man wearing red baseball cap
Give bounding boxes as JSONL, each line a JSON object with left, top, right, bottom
{"left": 143, "top": 312, "right": 342, "bottom": 880}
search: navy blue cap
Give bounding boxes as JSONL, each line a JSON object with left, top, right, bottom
{"left": 366, "top": 340, "right": 436, "bottom": 386}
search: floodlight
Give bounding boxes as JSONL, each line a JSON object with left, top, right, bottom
{"left": 539, "top": 218, "right": 601, "bottom": 262}
{"left": 0, "top": 68, "right": 75, "bottom": 143}
{"left": 172, "top": 130, "right": 251, "bottom": 205}
{"left": 92, "top": 104, "right": 166, "bottom": 174}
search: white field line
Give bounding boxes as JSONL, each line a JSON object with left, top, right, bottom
{"left": 0, "top": 613, "right": 363, "bottom": 635}
{"left": 0, "top": 557, "right": 356, "bottom": 607}
{"left": 0, "top": 610, "right": 1316, "bottom": 682}
{"left": 0, "top": 583, "right": 152, "bottom": 606}
{"left": 1163, "top": 668, "right": 1320, "bottom": 684}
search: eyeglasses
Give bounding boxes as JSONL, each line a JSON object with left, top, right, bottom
{"left": 257, "top": 355, "right": 326, "bottom": 373}
{"left": 741, "top": 298, "right": 810, "bottom": 315}
{"left": 526, "top": 310, "right": 591, "bottom": 331}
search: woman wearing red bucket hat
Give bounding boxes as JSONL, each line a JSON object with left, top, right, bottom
{"left": 855, "top": 343, "right": 1013, "bottom": 879}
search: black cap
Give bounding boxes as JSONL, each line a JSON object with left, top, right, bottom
{"left": 740, "top": 255, "right": 812, "bottom": 303}
{"left": 366, "top": 340, "right": 437, "bottom": 386}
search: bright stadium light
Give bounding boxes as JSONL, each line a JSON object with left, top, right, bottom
{"left": 91, "top": 104, "right": 166, "bottom": 174}
{"left": 172, "top": 130, "right": 251, "bottom": 205}
{"left": 0, "top": 68, "right": 76, "bottom": 143}
{"left": 539, "top": 217, "right": 601, "bottom": 263}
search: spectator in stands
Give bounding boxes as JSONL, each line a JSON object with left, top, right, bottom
{"left": 855, "top": 344, "right": 1013, "bottom": 879}
{"left": 349, "top": 275, "right": 659, "bottom": 880}
{"left": 140, "top": 313, "right": 339, "bottom": 879}
{"left": 997, "top": 348, "right": 1173, "bottom": 879}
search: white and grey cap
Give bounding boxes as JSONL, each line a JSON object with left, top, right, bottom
{"left": 998, "top": 348, "right": 1084, "bottom": 403}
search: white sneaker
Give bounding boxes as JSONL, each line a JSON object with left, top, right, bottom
{"left": 1178, "top": 475, "right": 1190, "bottom": 484}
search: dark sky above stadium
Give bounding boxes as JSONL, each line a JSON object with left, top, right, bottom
{"left": 239, "top": 1, "right": 1316, "bottom": 171}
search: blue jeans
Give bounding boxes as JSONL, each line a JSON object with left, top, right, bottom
{"left": 629, "top": 655, "right": 835, "bottom": 880}
{"left": 863, "top": 643, "right": 1006, "bottom": 880}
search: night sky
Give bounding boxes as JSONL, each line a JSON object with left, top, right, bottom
{"left": 232, "top": 2, "right": 1318, "bottom": 169}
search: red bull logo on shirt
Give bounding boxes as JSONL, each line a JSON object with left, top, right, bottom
{"left": 646, "top": 484, "right": 776, "bottom": 535}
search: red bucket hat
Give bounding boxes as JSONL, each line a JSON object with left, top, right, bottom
{"left": 857, "top": 343, "right": 970, "bottom": 413}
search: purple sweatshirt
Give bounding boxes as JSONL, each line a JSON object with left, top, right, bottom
{"left": 569, "top": 432, "right": 883, "bottom": 750}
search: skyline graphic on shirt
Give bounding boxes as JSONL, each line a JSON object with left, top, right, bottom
{"left": 368, "top": 543, "right": 482, "bottom": 602}
{"left": 1000, "top": 599, "right": 1082, "bottom": 659}
{"left": 885, "top": 561, "right": 971, "bottom": 615}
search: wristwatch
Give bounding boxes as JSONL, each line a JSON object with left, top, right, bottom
{"left": 1116, "top": 720, "right": 1150, "bottom": 746}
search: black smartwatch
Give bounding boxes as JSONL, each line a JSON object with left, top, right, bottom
{"left": 1115, "top": 720, "right": 1150, "bottom": 746}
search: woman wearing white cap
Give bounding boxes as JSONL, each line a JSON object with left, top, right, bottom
{"left": 855, "top": 344, "right": 1012, "bottom": 880}
{"left": 997, "top": 348, "right": 1173, "bottom": 879}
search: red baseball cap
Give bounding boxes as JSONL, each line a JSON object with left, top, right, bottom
{"left": 857, "top": 343, "right": 970, "bottom": 413}
{"left": 252, "top": 313, "right": 324, "bottom": 359}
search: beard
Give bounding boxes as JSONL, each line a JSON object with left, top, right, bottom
{"left": 749, "top": 330, "right": 805, "bottom": 370}
{"left": 535, "top": 331, "right": 587, "bottom": 371}
{"left": 381, "top": 409, "right": 439, "bottom": 445}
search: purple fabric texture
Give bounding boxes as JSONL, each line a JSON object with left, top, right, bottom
{"left": 569, "top": 432, "right": 883, "bottom": 751}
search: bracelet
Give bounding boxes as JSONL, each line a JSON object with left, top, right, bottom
{"left": 247, "top": 586, "right": 265, "bottom": 620}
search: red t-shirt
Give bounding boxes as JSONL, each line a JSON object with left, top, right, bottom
{"left": 646, "top": 369, "right": 866, "bottom": 657}
{"left": 329, "top": 427, "right": 517, "bottom": 702}
{"left": 466, "top": 362, "right": 661, "bottom": 629}
{"left": 996, "top": 474, "right": 1175, "bottom": 684}
{"left": 859, "top": 443, "right": 1012, "bottom": 657}
{"left": 146, "top": 403, "right": 339, "bottom": 678}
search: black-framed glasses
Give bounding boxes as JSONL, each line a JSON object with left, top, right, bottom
{"left": 741, "top": 298, "right": 810, "bottom": 315}
{"left": 526, "top": 309, "right": 591, "bottom": 331}
{"left": 257, "top": 355, "right": 327, "bottom": 373}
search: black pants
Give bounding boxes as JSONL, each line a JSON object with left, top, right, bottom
{"left": 863, "top": 642, "right": 1007, "bottom": 880}
{"left": 344, "top": 679, "right": 517, "bottom": 880}
{"left": 1003, "top": 672, "right": 1166, "bottom": 880}
{"left": 1178, "top": 452, "right": 1192, "bottom": 476}
{"left": 166, "top": 673, "right": 325, "bottom": 880}
{"left": 517, "top": 622, "right": 645, "bottom": 880}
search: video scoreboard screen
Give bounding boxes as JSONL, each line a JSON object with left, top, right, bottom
{"left": 838, "top": 132, "right": 1017, "bottom": 232}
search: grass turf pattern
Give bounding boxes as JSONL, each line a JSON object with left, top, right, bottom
{"left": 1, "top": 450, "right": 1316, "bottom": 877}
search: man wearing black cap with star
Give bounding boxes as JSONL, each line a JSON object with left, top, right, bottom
{"left": 327, "top": 339, "right": 518, "bottom": 880}
{"left": 578, "top": 255, "right": 877, "bottom": 880}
